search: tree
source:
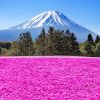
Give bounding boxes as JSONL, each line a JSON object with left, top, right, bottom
{"left": 17, "top": 32, "right": 34, "bottom": 56}
{"left": 46, "top": 28, "right": 65, "bottom": 55}
{"left": 8, "top": 41, "right": 20, "bottom": 56}
{"left": 61, "top": 30, "right": 72, "bottom": 55}
{"left": 70, "top": 33, "right": 80, "bottom": 55}
{"left": 6, "top": 42, "right": 11, "bottom": 50}
{"left": 87, "top": 34, "right": 94, "bottom": 44}
{"left": 0, "top": 47, "right": 2, "bottom": 55}
{"left": 84, "top": 42, "right": 93, "bottom": 56}
{"left": 83, "top": 33, "right": 95, "bottom": 56}
{"left": 35, "top": 29, "right": 47, "bottom": 55}
{"left": 30, "top": 28, "right": 81, "bottom": 56}
{"left": 46, "top": 27, "right": 56, "bottom": 55}
{"left": 95, "top": 35, "right": 100, "bottom": 43}
{"left": 52, "top": 29, "right": 64, "bottom": 55}
{"left": 95, "top": 42, "right": 100, "bottom": 57}
{"left": 0, "top": 42, "right": 11, "bottom": 49}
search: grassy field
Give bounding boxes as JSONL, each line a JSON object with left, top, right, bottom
{"left": 0, "top": 57, "right": 100, "bottom": 100}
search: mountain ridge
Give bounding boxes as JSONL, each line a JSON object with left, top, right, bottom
{"left": 0, "top": 11, "right": 97, "bottom": 42}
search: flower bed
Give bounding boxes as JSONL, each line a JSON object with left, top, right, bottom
{"left": 0, "top": 57, "right": 100, "bottom": 100}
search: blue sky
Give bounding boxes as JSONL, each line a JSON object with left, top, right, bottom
{"left": 0, "top": 0, "right": 100, "bottom": 34}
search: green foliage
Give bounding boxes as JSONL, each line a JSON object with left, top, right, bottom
{"left": 82, "top": 33, "right": 97, "bottom": 56}
{"left": 21, "top": 32, "right": 34, "bottom": 56}
{"left": 0, "top": 42, "right": 11, "bottom": 56}
{"left": 95, "top": 35, "right": 100, "bottom": 43}
{"left": 0, "top": 42, "right": 11, "bottom": 50}
{"left": 35, "top": 29, "right": 47, "bottom": 55}
{"left": 14, "top": 32, "right": 35, "bottom": 56}
{"left": 35, "top": 27, "right": 80, "bottom": 56}
{"left": 87, "top": 33, "right": 94, "bottom": 44}
{"left": 47, "top": 27, "right": 56, "bottom": 55}
{"left": 70, "top": 33, "right": 80, "bottom": 55}
{"left": 84, "top": 42, "right": 93, "bottom": 56}
{"left": 46, "top": 28, "right": 64, "bottom": 55}
{"left": 0, "top": 27, "right": 100, "bottom": 57}
{"left": 95, "top": 42, "right": 100, "bottom": 57}
{"left": 0, "top": 47, "right": 2, "bottom": 55}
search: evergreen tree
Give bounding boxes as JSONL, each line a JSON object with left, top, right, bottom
{"left": 6, "top": 42, "right": 11, "bottom": 50}
{"left": 52, "top": 29, "right": 64, "bottom": 55}
{"left": 0, "top": 42, "right": 11, "bottom": 49}
{"left": 17, "top": 32, "right": 34, "bottom": 56}
{"left": 47, "top": 27, "right": 56, "bottom": 55}
{"left": 70, "top": 33, "right": 80, "bottom": 55}
{"left": 95, "top": 35, "right": 100, "bottom": 43}
{"left": 46, "top": 27, "right": 66, "bottom": 55}
{"left": 84, "top": 33, "right": 96, "bottom": 56}
{"left": 35, "top": 29, "right": 47, "bottom": 55}
{"left": 87, "top": 33, "right": 94, "bottom": 44}
{"left": 84, "top": 42, "right": 93, "bottom": 56}
{"left": 9, "top": 41, "right": 20, "bottom": 56}
{"left": 61, "top": 30, "right": 72, "bottom": 55}
{"left": 95, "top": 42, "right": 100, "bottom": 57}
{"left": 0, "top": 47, "right": 2, "bottom": 55}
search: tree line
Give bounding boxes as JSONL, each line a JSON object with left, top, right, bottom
{"left": 0, "top": 27, "right": 100, "bottom": 56}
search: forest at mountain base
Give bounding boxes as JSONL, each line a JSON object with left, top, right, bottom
{"left": 0, "top": 27, "right": 100, "bottom": 57}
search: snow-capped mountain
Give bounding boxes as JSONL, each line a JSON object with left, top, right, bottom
{"left": 10, "top": 11, "right": 75, "bottom": 29}
{"left": 0, "top": 11, "right": 97, "bottom": 42}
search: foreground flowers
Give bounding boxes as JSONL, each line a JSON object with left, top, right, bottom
{"left": 0, "top": 57, "right": 100, "bottom": 100}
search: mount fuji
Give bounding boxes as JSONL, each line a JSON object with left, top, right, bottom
{"left": 0, "top": 11, "right": 96, "bottom": 42}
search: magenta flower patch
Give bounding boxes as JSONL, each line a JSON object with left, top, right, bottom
{"left": 0, "top": 57, "right": 100, "bottom": 100}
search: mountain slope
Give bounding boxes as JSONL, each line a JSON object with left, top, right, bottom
{"left": 0, "top": 11, "right": 97, "bottom": 42}
{"left": 10, "top": 11, "right": 73, "bottom": 29}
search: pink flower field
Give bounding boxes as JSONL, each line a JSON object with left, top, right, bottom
{"left": 0, "top": 57, "right": 100, "bottom": 100}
